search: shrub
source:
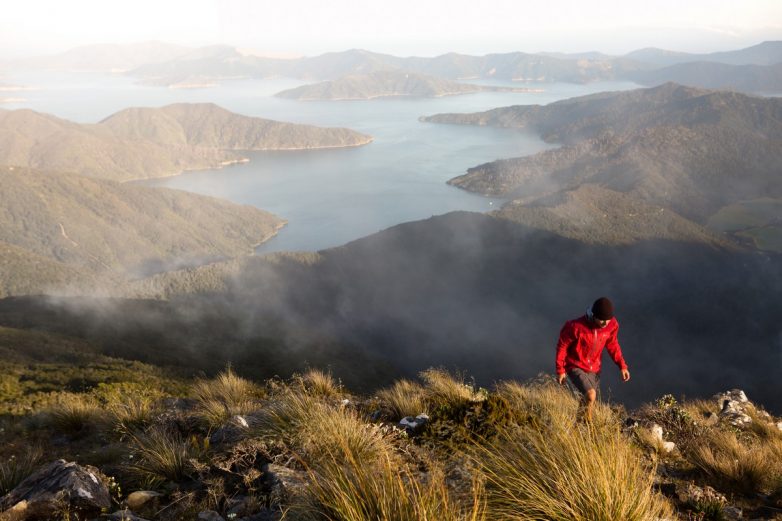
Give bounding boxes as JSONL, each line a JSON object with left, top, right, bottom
{"left": 472, "top": 381, "right": 672, "bottom": 521}
{"left": 377, "top": 379, "right": 428, "bottom": 420}
{"left": 0, "top": 447, "right": 42, "bottom": 495}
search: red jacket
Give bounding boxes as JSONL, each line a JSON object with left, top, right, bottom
{"left": 555, "top": 315, "right": 628, "bottom": 375}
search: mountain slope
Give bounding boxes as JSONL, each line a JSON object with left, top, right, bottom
{"left": 625, "top": 41, "right": 782, "bottom": 67}
{"left": 0, "top": 166, "right": 285, "bottom": 292}
{"left": 630, "top": 62, "right": 782, "bottom": 93}
{"left": 0, "top": 104, "right": 372, "bottom": 181}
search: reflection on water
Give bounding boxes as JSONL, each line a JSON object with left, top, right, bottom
{"left": 4, "top": 71, "right": 641, "bottom": 252}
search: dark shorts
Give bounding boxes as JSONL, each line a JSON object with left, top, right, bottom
{"left": 567, "top": 368, "right": 600, "bottom": 394}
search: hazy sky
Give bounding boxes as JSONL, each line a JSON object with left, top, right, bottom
{"left": 2, "top": 0, "right": 781, "bottom": 58}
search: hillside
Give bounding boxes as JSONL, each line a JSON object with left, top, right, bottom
{"left": 630, "top": 62, "right": 782, "bottom": 93}
{"left": 276, "top": 70, "right": 520, "bottom": 100}
{"left": 0, "top": 166, "right": 285, "bottom": 294}
{"left": 624, "top": 40, "right": 782, "bottom": 67}
{"left": 492, "top": 184, "right": 733, "bottom": 247}
{"left": 425, "top": 84, "right": 782, "bottom": 229}
{"left": 0, "top": 104, "right": 372, "bottom": 181}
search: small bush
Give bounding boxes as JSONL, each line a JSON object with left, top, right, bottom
{"left": 0, "top": 447, "right": 42, "bottom": 495}
{"left": 377, "top": 379, "right": 428, "bottom": 420}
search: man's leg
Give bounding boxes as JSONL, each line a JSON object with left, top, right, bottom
{"left": 567, "top": 369, "right": 599, "bottom": 422}
{"left": 583, "top": 388, "right": 597, "bottom": 422}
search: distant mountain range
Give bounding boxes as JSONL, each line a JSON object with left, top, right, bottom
{"left": 0, "top": 103, "right": 372, "bottom": 181}
{"left": 8, "top": 41, "right": 782, "bottom": 93}
{"left": 424, "top": 83, "right": 782, "bottom": 250}
{"left": 275, "top": 70, "right": 537, "bottom": 100}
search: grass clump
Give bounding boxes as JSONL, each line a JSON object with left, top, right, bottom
{"left": 690, "top": 428, "right": 782, "bottom": 496}
{"left": 42, "top": 392, "right": 104, "bottom": 435}
{"left": 377, "top": 379, "right": 428, "bottom": 420}
{"left": 473, "top": 381, "right": 672, "bottom": 521}
{"left": 191, "top": 368, "right": 261, "bottom": 428}
{"left": 0, "top": 447, "right": 42, "bottom": 495}
{"left": 295, "top": 368, "right": 344, "bottom": 399}
{"left": 302, "top": 448, "right": 486, "bottom": 521}
{"left": 128, "top": 426, "right": 206, "bottom": 488}
{"left": 420, "top": 368, "right": 485, "bottom": 411}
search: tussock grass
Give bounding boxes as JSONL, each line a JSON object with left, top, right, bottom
{"left": 128, "top": 427, "right": 204, "bottom": 487}
{"left": 0, "top": 447, "right": 42, "bottom": 495}
{"left": 108, "top": 394, "right": 159, "bottom": 436}
{"left": 690, "top": 428, "right": 782, "bottom": 495}
{"left": 420, "top": 368, "right": 483, "bottom": 410}
{"left": 296, "top": 369, "right": 344, "bottom": 398}
{"left": 377, "top": 379, "right": 428, "bottom": 420}
{"left": 302, "top": 449, "right": 486, "bottom": 521}
{"left": 43, "top": 392, "right": 103, "bottom": 434}
{"left": 191, "top": 368, "right": 261, "bottom": 428}
{"left": 473, "top": 381, "right": 672, "bottom": 521}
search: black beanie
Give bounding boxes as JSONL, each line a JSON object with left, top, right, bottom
{"left": 591, "top": 297, "right": 614, "bottom": 320}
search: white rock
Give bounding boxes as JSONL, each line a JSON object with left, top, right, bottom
{"left": 232, "top": 415, "right": 249, "bottom": 428}
{"left": 662, "top": 441, "right": 676, "bottom": 453}
{"left": 651, "top": 424, "right": 664, "bottom": 442}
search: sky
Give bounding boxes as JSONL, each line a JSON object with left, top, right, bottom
{"left": 2, "top": 0, "right": 781, "bottom": 58}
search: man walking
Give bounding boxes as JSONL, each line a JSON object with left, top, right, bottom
{"left": 555, "top": 297, "right": 630, "bottom": 422}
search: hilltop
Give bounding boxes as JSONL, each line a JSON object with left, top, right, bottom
{"left": 0, "top": 166, "right": 285, "bottom": 295}
{"left": 0, "top": 104, "right": 372, "bottom": 181}
{"left": 274, "top": 70, "right": 535, "bottom": 100}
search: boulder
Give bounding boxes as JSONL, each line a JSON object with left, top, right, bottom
{"left": 124, "top": 490, "right": 161, "bottom": 513}
{"left": 197, "top": 511, "right": 225, "bottom": 521}
{"left": 103, "top": 510, "right": 152, "bottom": 520}
{"left": 649, "top": 423, "right": 676, "bottom": 453}
{"left": 209, "top": 415, "right": 251, "bottom": 445}
{"left": 0, "top": 459, "right": 111, "bottom": 520}
{"left": 262, "top": 464, "right": 308, "bottom": 508}
{"left": 713, "top": 389, "right": 753, "bottom": 426}
{"left": 399, "top": 414, "right": 429, "bottom": 434}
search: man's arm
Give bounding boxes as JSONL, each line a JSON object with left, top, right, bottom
{"left": 555, "top": 321, "right": 574, "bottom": 379}
{"left": 605, "top": 322, "right": 630, "bottom": 381}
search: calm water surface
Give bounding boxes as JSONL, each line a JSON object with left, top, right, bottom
{"left": 3, "top": 71, "right": 641, "bottom": 252}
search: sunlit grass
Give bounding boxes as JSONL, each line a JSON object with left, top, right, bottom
{"left": 191, "top": 368, "right": 261, "bottom": 428}
{"left": 377, "top": 378, "right": 428, "bottom": 420}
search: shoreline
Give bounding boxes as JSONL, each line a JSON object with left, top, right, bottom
{"left": 120, "top": 138, "right": 374, "bottom": 184}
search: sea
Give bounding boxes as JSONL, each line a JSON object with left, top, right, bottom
{"left": 2, "top": 71, "right": 641, "bottom": 253}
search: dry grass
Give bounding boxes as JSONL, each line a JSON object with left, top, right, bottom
{"left": 296, "top": 369, "right": 344, "bottom": 398}
{"left": 128, "top": 427, "right": 204, "bottom": 487}
{"left": 43, "top": 392, "right": 104, "bottom": 434}
{"left": 377, "top": 379, "right": 428, "bottom": 420}
{"left": 0, "top": 447, "right": 42, "bottom": 495}
{"left": 690, "top": 428, "right": 782, "bottom": 495}
{"left": 298, "top": 435, "right": 485, "bottom": 521}
{"left": 191, "top": 368, "right": 261, "bottom": 428}
{"left": 473, "top": 381, "right": 672, "bottom": 521}
{"left": 420, "top": 368, "right": 484, "bottom": 410}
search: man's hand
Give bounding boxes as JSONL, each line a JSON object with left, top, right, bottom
{"left": 557, "top": 373, "right": 566, "bottom": 385}
{"left": 621, "top": 369, "right": 631, "bottom": 382}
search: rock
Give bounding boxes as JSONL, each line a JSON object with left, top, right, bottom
{"left": 776, "top": 421, "right": 782, "bottom": 432}
{"left": 661, "top": 441, "right": 676, "bottom": 453}
{"left": 197, "top": 511, "right": 225, "bottom": 521}
{"left": 210, "top": 415, "right": 251, "bottom": 445}
{"left": 650, "top": 423, "right": 664, "bottom": 442}
{"left": 124, "top": 490, "right": 162, "bottom": 512}
{"left": 104, "top": 510, "right": 152, "bottom": 520}
{"left": 723, "top": 505, "right": 742, "bottom": 520}
{"left": 676, "top": 483, "right": 727, "bottom": 509}
{"left": 704, "top": 412, "right": 719, "bottom": 426}
{"left": 0, "top": 459, "right": 111, "bottom": 520}
{"left": 399, "top": 414, "right": 429, "bottom": 434}
{"left": 713, "top": 389, "right": 753, "bottom": 426}
{"left": 262, "top": 464, "right": 308, "bottom": 508}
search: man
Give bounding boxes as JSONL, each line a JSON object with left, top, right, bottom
{"left": 555, "top": 297, "right": 630, "bottom": 422}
